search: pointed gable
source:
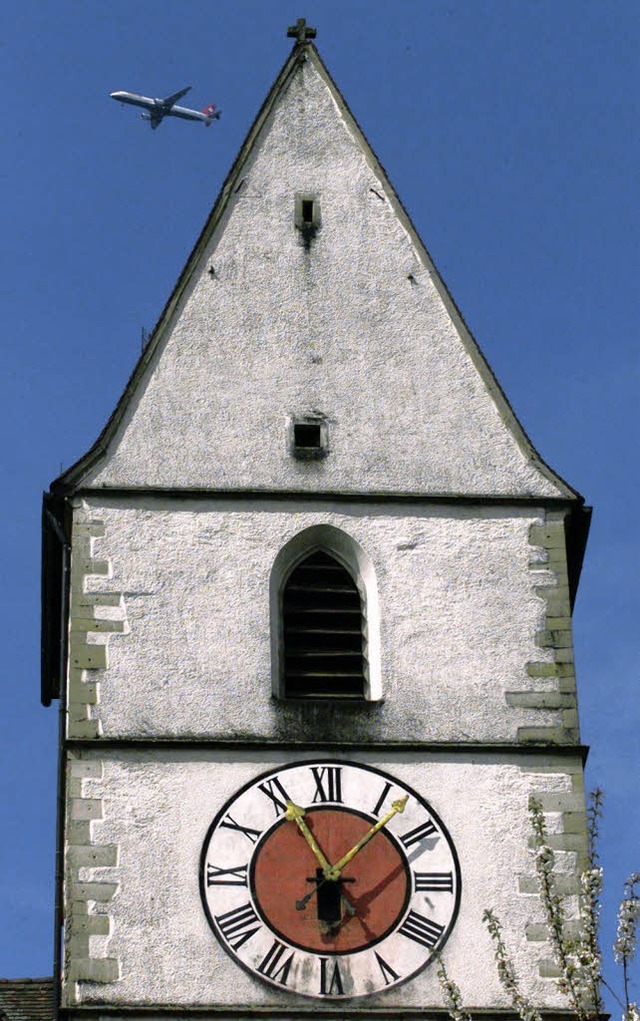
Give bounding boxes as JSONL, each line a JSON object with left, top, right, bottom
{"left": 60, "top": 44, "right": 575, "bottom": 500}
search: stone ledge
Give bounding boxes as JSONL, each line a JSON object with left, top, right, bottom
{"left": 72, "top": 882, "right": 118, "bottom": 902}
{"left": 518, "top": 726, "right": 573, "bottom": 744}
{"left": 70, "top": 645, "right": 108, "bottom": 672}
{"left": 73, "top": 522, "right": 106, "bottom": 538}
{"left": 70, "top": 799, "right": 103, "bottom": 822}
{"left": 69, "top": 720, "right": 101, "bottom": 739}
{"left": 535, "top": 629, "right": 573, "bottom": 648}
{"left": 526, "top": 662, "right": 575, "bottom": 678}
{"left": 67, "top": 959, "right": 119, "bottom": 984}
{"left": 506, "top": 692, "right": 575, "bottom": 710}
{"left": 74, "top": 592, "right": 123, "bottom": 609}
{"left": 68, "top": 845, "right": 118, "bottom": 868}
{"left": 518, "top": 874, "right": 579, "bottom": 896}
{"left": 68, "top": 914, "right": 110, "bottom": 936}
{"left": 71, "top": 619, "right": 127, "bottom": 634}
{"left": 529, "top": 524, "right": 566, "bottom": 548}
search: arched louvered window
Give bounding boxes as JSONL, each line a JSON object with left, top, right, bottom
{"left": 282, "top": 550, "right": 366, "bottom": 699}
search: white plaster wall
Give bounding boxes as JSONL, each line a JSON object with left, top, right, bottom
{"left": 69, "top": 749, "right": 576, "bottom": 1010}
{"left": 84, "top": 58, "right": 563, "bottom": 499}
{"left": 76, "top": 497, "right": 559, "bottom": 742}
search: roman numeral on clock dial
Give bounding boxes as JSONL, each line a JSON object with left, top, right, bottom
{"left": 414, "top": 871, "right": 454, "bottom": 892}
{"left": 257, "top": 776, "right": 291, "bottom": 817}
{"left": 310, "top": 765, "right": 343, "bottom": 803}
{"left": 219, "top": 813, "right": 261, "bottom": 844}
{"left": 215, "top": 903, "right": 260, "bottom": 951}
{"left": 206, "top": 863, "right": 248, "bottom": 887}
{"left": 374, "top": 951, "right": 400, "bottom": 985}
{"left": 319, "top": 957, "right": 344, "bottom": 996}
{"left": 372, "top": 781, "right": 393, "bottom": 816}
{"left": 400, "top": 818, "right": 437, "bottom": 848}
{"left": 399, "top": 909, "right": 444, "bottom": 948}
{"left": 257, "top": 940, "right": 295, "bottom": 986}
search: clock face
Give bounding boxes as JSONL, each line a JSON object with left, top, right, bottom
{"left": 200, "top": 760, "right": 460, "bottom": 1000}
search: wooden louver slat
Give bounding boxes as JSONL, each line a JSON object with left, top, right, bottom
{"left": 283, "top": 550, "right": 366, "bottom": 698}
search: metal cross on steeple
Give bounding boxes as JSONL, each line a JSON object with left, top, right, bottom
{"left": 287, "top": 17, "right": 317, "bottom": 44}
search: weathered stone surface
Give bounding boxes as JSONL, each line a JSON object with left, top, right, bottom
{"left": 72, "top": 499, "right": 571, "bottom": 744}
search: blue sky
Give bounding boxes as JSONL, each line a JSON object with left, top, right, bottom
{"left": 1, "top": 0, "right": 638, "bottom": 1011}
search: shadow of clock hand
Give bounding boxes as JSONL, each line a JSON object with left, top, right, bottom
{"left": 348, "top": 860, "right": 408, "bottom": 919}
{"left": 320, "top": 861, "right": 407, "bottom": 944}
{"left": 329, "top": 887, "right": 378, "bottom": 943}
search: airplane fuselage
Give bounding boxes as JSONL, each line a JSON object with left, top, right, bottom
{"left": 110, "top": 87, "right": 220, "bottom": 129}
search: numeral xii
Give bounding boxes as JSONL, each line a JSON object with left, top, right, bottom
{"left": 311, "top": 766, "right": 343, "bottom": 803}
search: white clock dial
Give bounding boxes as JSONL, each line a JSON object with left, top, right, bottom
{"left": 200, "top": 760, "right": 461, "bottom": 999}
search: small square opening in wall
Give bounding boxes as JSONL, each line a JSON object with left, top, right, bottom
{"left": 294, "top": 422, "right": 322, "bottom": 449}
{"left": 289, "top": 417, "right": 328, "bottom": 459}
{"left": 295, "top": 193, "right": 321, "bottom": 232}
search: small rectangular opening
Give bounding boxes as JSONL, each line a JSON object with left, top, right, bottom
{"left": 294, "top": 422, "right": 322, "bottom": 449}
{"left": 295, "top": 194, "right": 321, "bottom": 233}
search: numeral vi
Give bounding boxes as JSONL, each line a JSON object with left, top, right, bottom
{"left": 319, "top": 958, "right": 345, "bottom": 996}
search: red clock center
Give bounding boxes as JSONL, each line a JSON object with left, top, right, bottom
{"left": 251, "top": 807, "right": 409, "bottom": 953}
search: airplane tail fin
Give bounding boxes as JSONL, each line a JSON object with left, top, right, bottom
{"left": 202, "top": 103, "right": 221, "bottom": 125}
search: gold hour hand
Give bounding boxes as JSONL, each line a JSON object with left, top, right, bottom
{"left": 327, "top": 794, "right": 409, "bottom": 880}
{"left": 285, "top": 801, "right": 333, "bottom": 876}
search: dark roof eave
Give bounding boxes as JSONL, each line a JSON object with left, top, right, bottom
{"left": 41, "top": 494, "right": 70, "bottom": 705}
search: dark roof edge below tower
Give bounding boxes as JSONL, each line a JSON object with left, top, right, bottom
{"left": 50, "top": 37, "right": 582, "bottom": 505}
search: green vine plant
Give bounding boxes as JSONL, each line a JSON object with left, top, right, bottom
{"left": 437, "top": 791, "right": 639, "bottom": 1021}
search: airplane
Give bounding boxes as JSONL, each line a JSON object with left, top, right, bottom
{"left": 110, "top": 85, "right": 220, "bottom": 129}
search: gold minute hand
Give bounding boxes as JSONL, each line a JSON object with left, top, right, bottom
{"left": 285, "top": 801, "right": 333, "bottom": 875}
{"left": 326, "top": 795, "right": 409, "bottom": 881}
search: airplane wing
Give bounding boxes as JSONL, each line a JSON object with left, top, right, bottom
{"left": 162, "top": 86, "right": 192, "bottom": 108}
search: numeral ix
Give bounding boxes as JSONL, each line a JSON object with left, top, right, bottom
{"left": 206, "top": 863, "right": 248, "bottom": 887}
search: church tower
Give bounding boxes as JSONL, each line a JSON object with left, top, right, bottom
{"left": 42, "top": 21, "right": 591, "bottom": 1019}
